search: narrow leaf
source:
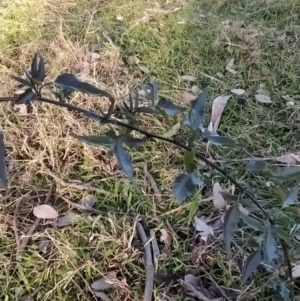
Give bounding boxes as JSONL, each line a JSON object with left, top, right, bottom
{"left": 240, "top": 212, "right": 264, "bottom": 231}
{"left": 203, "top": 130, "right": 246, "bottom": 148}
{"left": 135, "top": 106, "right": 156, "bottom": 114}
{"left": 0, "top": 133, "right": 7, "bottom": 188}
{"left": 270, "top": 166, "right": 300, "bottom": 180}
{"left": 263, "top": 227, "right": 277, "bottom": 264}
{"left": 157, "top": 97, "right": 185, "bottom": 116}
{"left": 282, "top": 186, "right": 300, "bottom": 208}
{"left": 184, "top": 150, "right": 196, "bottom": 172}
{"left": 181, "top": 75, "right": 197, "bottom": 82}
{"left": 31, "top": 53, "right": 38, "bottom": 78}
{"left": 223, "top": 205, "right": 240, "bottom": 255}
{"left": 241, "top": 249, "right": 263, "bottom": 284}
{"left": 113, "top": 140, "right": 133, "bottom": 180}
{"left": 272, "top": 226, "right": 293, "bottom": 241}
{"left": 163, "top": 121, "right": 181, "bottom": 138}
{"left": 91, "top": 271, "right": 117, "bottom": 291}
{"left": 246, "top": 160, "right": 268, "bottom": 172}
{"left": 194, "top": 217, "right": 214, "bottom": 242}
{"left": 128, "top": 92, "right": 133, "bottom": 111}
{"left": 213, "top": 183, "right": 226, "bottom": 210}
{"left": 188, "top": 87, "right": 208, "bottom": 130}
{"left": 150, "top": 81, "right": 158, "bottom": 104}
{"left": 209, "top": 95, "right": 231, "bottom": 132}
{"left": 119, "top": 135, "right": 146, "bottom": 148}
{"left": 73, "top": 135, "right": 115, "bottom": 148}
{"left": 15, "top": 89, "right": 36, "bottom": 105}
{"left": 219, "top": 191, "right": 239, "bottom": 203}
{"left": 56, "top": 213, "right": 83, "bottom": 227}
{"left": 33, "top": 204, "right": 58, "bottom": 219}
{"left": 36, "top": 55, "right": 45, "bottom": 81}
{"left": 172, "top": 173, "right": 203, "bottom": 203}
{"left": 11, "top": 75, "right": 32, "bottom": 87}
{"left": 54, "top": 74, "right": 113, "bottom": 99}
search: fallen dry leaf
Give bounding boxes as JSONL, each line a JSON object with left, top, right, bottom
{"left": 216, "top": 72, "right": 225, "bottom": 79}
{"left": 116, "top": 15, "right": 124, "bottom": 21}
{"left": 209, "top": 95, "right": 231, "bottom": 132}
{"left": 14, "top": 104, "right": 28, "bottom": 115}
{"left": 255, "top": 94, "right": 272, "bottom": 104}
{"left": 191, "top": 85, "right": 200, "bottom": 95}
{"left": 128, "top": 55, "right": 140, "bottom": 65}
{"left": 226, "top": 58, "right": 238, "bottom": 75}
{"left": 231, "top": 89, "right": 245, "bottom": 96}
{"left": 91, "top": 291, "right": 110, "bottom": 300}
{"left": 238, "top": 205, "right": 249, "bottom": 215}
{"left": 139, "top": 65, "right": 150, "bottom": 74}
{"left": 39, "top": 241, "right": 50, "bottom": 254}
{"left": 181, "top": 75, "right": 197, "bottom": 82}
{"left": 213, "top": 182, "right": 226, "bottom": 210}
{"left": 194, "top": 217, "right": 214, "bottom": 242}
{"left": 56, "top": 212, "right": 83, "bottom": 227}
{"left": 91, "top": 271, "right": 118, "bottom": 291}
{"left": 256, "top": 88, "right": 270, "bottom": 96}
{"left": 33, "top": 204, "right": 58, "bottom": 219}
{"left": 292, "top": 263, "right": 300, "bottom": 278}
{"left": 182, "top": 91, "right": 196, "bottom": 103}
{"left": 160, "top": 228, "right": 173, "bottom": 250}
{"left": 78, "top": 195, "right": 96, "bottom": 209}
{"left": 276, "top": 153, "right": 300, "bottom": 165}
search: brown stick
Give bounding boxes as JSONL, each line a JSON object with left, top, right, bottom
{"left": 16, "top": 185, "right": 54, "bottom": 260}
{"left": 143, "top": 164, "right": 162, "bottom": 201}
{"left": 40, "top": 170, "right": 108, "bottom": 195}
{"left": 136, "top": 221, "right": 154, "bottom": 301}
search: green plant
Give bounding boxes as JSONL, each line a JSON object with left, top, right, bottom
{"left": 0, "top": 54, "right": 298, "bottom": 300}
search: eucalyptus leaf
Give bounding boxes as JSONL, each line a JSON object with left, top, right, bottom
{"left": 172, "top": 172, "right": 203, "bottom": 203}
{"left": 11, "top": 75, "right": 32, "bottom": 88}
{"left": 150, "top": 81, "right": 158, "bottom": 104}
{"left": 54, "top": 73, "right": 113, "bottom": 99}
{"left": 73, "top": 135, "right": 115, "bottom": 148}
{"left": 223, "top": 204, "right": 240, "bottom": 255}
{"left": 15, "top": 89, "right": 36, "bottom": 104}
{"left": 119, "top": 135, "right": 146, "bottom": 148}
{"left": 219, "top": 191, "right": 239, "bottom": 203}
{"left": 163, "top": 121, "right": 181, "bottom": 138}
{"left": 113, "top": 140, "right": 133, "bottom": 180}
{"left": 36, "top": 55, "right": 46, "bottom": 82}
{"left": 31, "top": 53, "right": 38, "bottom": 78}
{"left": 272, "top": 226, "right": 293, "bottom": 241}
{"left": 204, "top": 130, "right": 246, "bottom": 148}
{"left": 184, "top": 150, "right": 196, "bottom": 172}
{"left": 282, "top": 186, "right": 300, "bottom": 208}
{"left": 263, "top": 227, "right": 277, "bottom": 264}
{"left": 241, "top": 249, "right": 263, "bottom": 284}
{"left": 188, "top": 87, "right": 208, "bottom": 130}
{"left": 270, "top": 166, "right": 300, "bottom": 181}
{"left": 0, "top": 133, "right": 7, "bottom": 188}
{"left": 240, "top": 212, "right": 264, "bottom": 231}
{"left": 246, "top": 160, "right": 268, "bottom": 172}
{"left": 157, "top": 97, "right": 185, "bottom": 116}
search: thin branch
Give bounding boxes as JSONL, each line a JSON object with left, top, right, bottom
{"left": 0, "top": 94, "right": 294, "bottom": 298}
{"left": 40, "top": 170, "right": 108, "bottom": 195}
{"left": 136, "top": 221, "right": 154, "bottom": 301}
{"left": 143, "top": 164, "right": 161, "bottom": 201}
{"left": 17, "top": 185, "right": 54, "bottom": 260}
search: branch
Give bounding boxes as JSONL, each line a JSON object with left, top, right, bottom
{"left": 136, "top": 221, "right": 154, "bottom": 301}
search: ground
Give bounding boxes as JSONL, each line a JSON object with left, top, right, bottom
{"left": 0, "top": 0, "right": 300, "bottom": 300}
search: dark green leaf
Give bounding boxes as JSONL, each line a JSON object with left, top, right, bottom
{"left": 113, "top": 141, "right": 133, "bottom": 180}
{"left": 223, "top": 204, "right": 240, "bottom": 255}
{"left": 157, "top": 97, "right": 185, "bottom": 116}
{"left": 139, "top": 83, "right": 149, "bottom": 101}
{"left": 31, "top": 53, "right": 38, "bottom": 78}
{"left": 204, "top": 130, "right": 246, "bottom": 148}
{"left": 128, "top": 92, "right": 133, "bottom": 111}
{"left": 188, "top": 87, "right": 208, "bottom": 130}
{"left": 119, "top": 135, "right": 146, "bottom": 148}
{"left": 282, "top": 186, "right": 300, "bottom": 208}
{"left": 150, "top": 81, "right": 158, "bottom": 104}
{"left": 10, "top": 75, "right": 32, "bottom": 87}
{"left": 270, "top": 166, "right": 300, "bottom": 181}
{"left": 263, "top": 227, "right": 277, "bottom": 264}
{"left": 172, "top": 172, "right": 203, "bottom": 203}
{"left": 163, "top": 121, "right": 181, "bottom": 138}
{"left": 240, "top": 212, "right": 264, "bottom": 231}
{"left": 0, "top": 133, "right": 7, "bottom": 188}
{"left": 241, "top": 249, "right": 262, "bottom": 285}
{"left": 63, "top": 87, "right": 75, "bottom": 99}
{"left": 246, "top": 160, "right": 268, "bottom": 172}
{"left": 36, "top": 55, "right": 45, "bottom": 82}
{"left": 54, "top": 74, "right": 113, "bottom": 98}
{"left": 134, "top": 89, "right": 139, "bottom": 111}
{"left": 219, "top": 191, "right": 239, "bottom": 203}
{"left": 16, "top": 89, "right": 36, "bottom": 104}
{"left": 184, "top": 150, "right": 196, "bottom": 172}
{"left": 272, "top": 226, "right": 293, "bottom": 242}
{"left": 83, "top": 112, "right": 105, "bottom": 123}
{"left": 135, "top": 106, "right": 156, "bottom": 114}
{"left": 73, "top": 135, "right": 115, "bottom": 148}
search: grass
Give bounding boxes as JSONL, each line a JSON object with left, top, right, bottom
{"left": 1, "top": 0, "right": 300, "bottom": 300}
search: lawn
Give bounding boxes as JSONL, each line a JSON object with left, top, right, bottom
{"left": 1, "top": 0, "right": 300, "bottom": 300}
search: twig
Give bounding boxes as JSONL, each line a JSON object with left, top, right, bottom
{"left": 150, "top": 230, "right": 160, "bottom": 265}
{"left": 16, "top": 185, "right": 54, "bottom": 260}
{"left": 136, "top": 221, "right": 154, "bottom": 301}
{"left": 143, "top": 164, "right": 161, "bottom": 201}
{"left": 58, "top": 194, "right": 105, "bottom": 215}
{"left": 199, "top": 267, "right": 230, "bottom": 301}
{"left": 40, "top": 170, "right": 108, "bottom": 195}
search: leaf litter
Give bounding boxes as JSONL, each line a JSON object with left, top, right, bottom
{"left": 33, "top": 204, "right": 58, "bottom": 219}
{"left": 225, "top": 58, "right": 238, "bottom": 75}
{"left": 91, "top": 271, "right": 118, "bottom": 291}
{"left": 194, "top": 217, "right": 214, "bottom": 242}
{"left": 212, "top": 182, "right": 227, "bottom": 210}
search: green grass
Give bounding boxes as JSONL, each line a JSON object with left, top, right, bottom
{"left": 1, "top": 0, "right": 300, "bottom": 300}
